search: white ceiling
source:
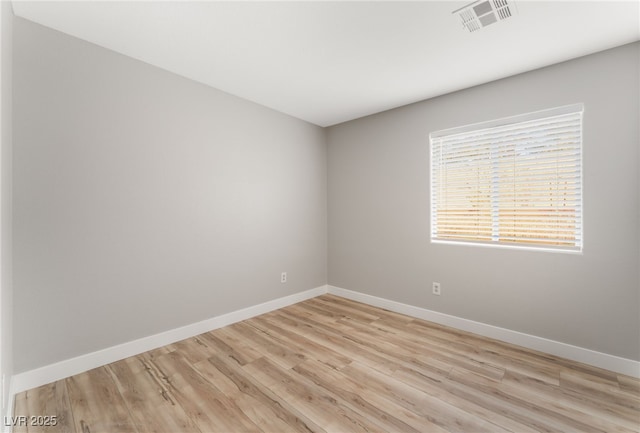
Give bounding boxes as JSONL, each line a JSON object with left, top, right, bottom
{"left": 12, "top": 1, "right": 640, "bottom": 127}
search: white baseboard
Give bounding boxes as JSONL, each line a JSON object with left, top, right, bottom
{"left": 328, "top": 285, "right": 640, "bottom": 378}
{"left": 9, "top": 282, "right": 639, "bottom": 405}
{"left": 3, "top": 376, "right": 14, "bottom": 433}
{"left": 11, "top": 285, "right": 327, "bottom": 395}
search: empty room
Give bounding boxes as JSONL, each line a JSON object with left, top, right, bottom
{"left": 0, "top": 1, "right": 639, "bottom": 432}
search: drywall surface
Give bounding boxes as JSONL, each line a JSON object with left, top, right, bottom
{"left": 328, "top": 42, "right": 640, "bottom": 361}
{"left": 14, "top": 18, "right": 327, "bottom": 372}
{"left": 1, "top": 0, "right": 13, "bottom": 417}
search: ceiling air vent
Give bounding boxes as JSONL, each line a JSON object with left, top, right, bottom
{"left": 453, "top": 0, "right": 516, "bottom": 32}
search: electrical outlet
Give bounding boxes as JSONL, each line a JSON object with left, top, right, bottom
{"left": 432, "top": 282, "right": 441, "bottom": 296}
{"left": 281, "top": 272, "right": 287, "bottom": 283}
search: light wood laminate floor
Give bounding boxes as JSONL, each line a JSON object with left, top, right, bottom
{"left": 13, "top": 294, "right": 640, "bottom": 433}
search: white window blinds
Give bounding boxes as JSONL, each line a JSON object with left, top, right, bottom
{"left": 430, "top": 104, "right": 583, "bottom": 251}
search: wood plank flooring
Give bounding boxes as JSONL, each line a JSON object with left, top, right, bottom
{"left": 12, "top": 294, "right": 640, "bottom": 433}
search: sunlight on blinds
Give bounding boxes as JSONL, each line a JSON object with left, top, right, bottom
{"left": 430, "top": 104, "right": 583, "bottom": 251}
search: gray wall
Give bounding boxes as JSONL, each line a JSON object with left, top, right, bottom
{"left": 13, "top": 18, "right": 327, "bottom": 373}
{"left": 328, "top": 42, "right": 640, "bottom": 361}
{"left": 1, "top": 0, "right": 13, "bottom": 417}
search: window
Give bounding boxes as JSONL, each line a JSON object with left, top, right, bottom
{"left": 430, "top": 104, "right": 583, "bottom": 252}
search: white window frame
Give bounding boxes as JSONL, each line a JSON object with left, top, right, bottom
{"left": 430, "top": 104, "right": 584, "bottom": 253}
